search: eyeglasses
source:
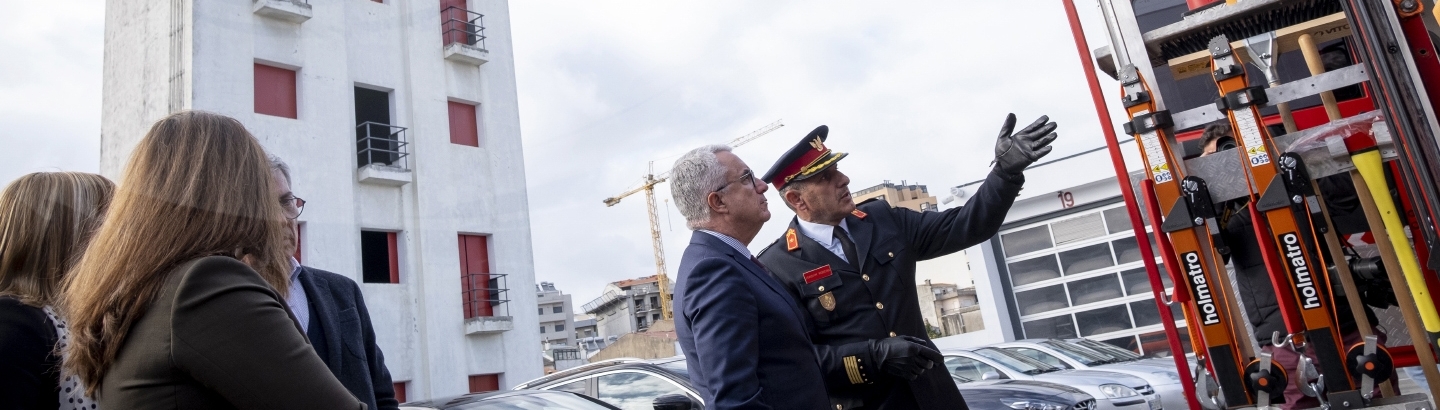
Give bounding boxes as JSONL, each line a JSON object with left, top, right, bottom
{"left": 280, "top": 195, "right": 306, "bottom": 220}
{"left": 713, "top": 169, "right": 757, "bottom": 193}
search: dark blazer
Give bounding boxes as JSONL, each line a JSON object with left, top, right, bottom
{"left": 298, "top": 266, "right": 398, "bottom": 410}
{"left": 674, "top": 231, "right": 831, "bottom": 410}
{"left": 758, "top": 169, "right": 1024, "bottom": 410}
{"left": 0, "top": 297, "right": 60, "bottom": 410}
{"left": 100, "top": 256, "right": 365, "bottom": 410}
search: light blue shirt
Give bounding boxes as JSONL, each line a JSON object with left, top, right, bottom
{"left": 796, "top": 218, "right": 852, "bottom": 263}
{"left": 699, "top": 230, "right": 754, "bottom": 259}
{"left": 284, "top": 257, "right": 310, "bottom": 332}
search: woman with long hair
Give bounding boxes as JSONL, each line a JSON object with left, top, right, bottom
{"left": 0, "top": 172, "right": 113, "bottom": 410}
{"left": 60, "top": 111, "right": 363, "bottom": 409}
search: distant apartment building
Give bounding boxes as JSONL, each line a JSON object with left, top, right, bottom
{"left": 852, "top": 180, "right": 939, "bottom": 212}
{"left": 581, "top": 275, "right": 671, "bottom": 339}
{"left": 101, "top": 0, "right": 540, "bottom": 399}
{"left": 917, "top": 280, "right": 984, "bottom": 337}
{"left": 573, "top": 315, "right": 598, "bottom": 340}
{"left": 536, "top": 282, "right": 574, "bottom": 347}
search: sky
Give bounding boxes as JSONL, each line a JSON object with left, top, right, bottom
{"left": 0, "top": 1, "right": 1133, "bottom": 307}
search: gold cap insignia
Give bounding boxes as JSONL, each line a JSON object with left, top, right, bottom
{"left": 809, "top": 136, "right": 825, "bottom": 151}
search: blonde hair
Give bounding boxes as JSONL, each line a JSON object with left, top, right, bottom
{"left": 0, "top": 172, "right": 114, "bottom": 306}
{"left": 60, "top": 111, "right": 291, "bottom": 392}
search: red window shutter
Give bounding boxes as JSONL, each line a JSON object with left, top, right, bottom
{"left": 447, "top": 101, "right": 479, "bottom": 147}
{"left": 460, "top": 234, "right": 492, "bottom": 318}
{"left": 254, "top": 63, "right": 298, "bottom": 119}
{"left": 387, "top": 232, "right": 400, "bottom": 283}
{"left": 293, "top": 222, "right": 303, "bottom": 263}
{"left": 468, "top": 374, "right": 500, "bottom": 393}
{"left": 441, "top": 0, "right": 468, "bottom": 45}
{"left": 393, "top": 382, "right": 407, "bottom": 403}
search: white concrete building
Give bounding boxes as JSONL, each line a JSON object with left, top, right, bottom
{"left": 101, "top": 0, "right": 540, "bottom": 400}
{"left": 582, "top": 275, "right": 670, "bottom": 339}
{"left": 536, "top": 282, "right": 574, "bottom": 347}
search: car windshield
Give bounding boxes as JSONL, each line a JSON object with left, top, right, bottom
{"left": 1040, "top": 340, "right": 1114, "bottom": 365}
{"left": 1075, "top": 339, "right": 1143, "bottom": 361}
{"left": 972, "top": 348, "right": 1060, "bottom": 375}
{"left": 951, "top": 374, "right": 974, "bottom": 384}
{"left": 446, "top": 392, "right": 618, "bottom": 410}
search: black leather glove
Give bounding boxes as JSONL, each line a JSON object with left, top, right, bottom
{"left": 992, "top": 113, "right": 1059, "bottom": 175}
{"left": 871, "top": 336, "right": 943, "bottom": 381}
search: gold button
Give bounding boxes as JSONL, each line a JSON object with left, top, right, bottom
{"left": 862, "top": 274, "right": 871, "bottom": 281}
{"left": 818, "top": 286, "right": 825, "bottom": 292}
{"left": 888, "top": 252, "right": 894, "bottom": 257}
{"left": 889, "top": 331, "right": 897, "bottom": 337}
{"left": 876, "top": 302, "right": 884, "bottom": 310}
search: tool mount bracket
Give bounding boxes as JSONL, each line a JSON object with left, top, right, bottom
{"left": 1123, "top": 110, "right": 1173, "bottom": 135}
{"left": 1215, "top": 86, "right": 1271, "bottom": 112}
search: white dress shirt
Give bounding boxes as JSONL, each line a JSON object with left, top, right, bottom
{"left": 796, "top": 218, "right": 853, "bottom": 263}
{"left": 284, "top": 257, "right": 311, "bottom": 332}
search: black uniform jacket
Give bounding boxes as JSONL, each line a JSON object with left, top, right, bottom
{"left": 757, "top": 169, "right": 1024, "bottom": 410}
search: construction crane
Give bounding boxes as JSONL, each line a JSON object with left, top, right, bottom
{"left": 602, "top": 120, "right": 784, "bottom": 320}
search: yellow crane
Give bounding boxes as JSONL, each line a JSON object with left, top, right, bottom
{"left": 602, "top": 120, "right": 784, "bottom": 320}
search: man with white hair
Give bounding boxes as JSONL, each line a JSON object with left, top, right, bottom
{"left": 670, "top": 144, "right": 831, "bottom": 410}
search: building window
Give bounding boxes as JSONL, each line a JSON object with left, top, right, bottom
{"left": 552, "top": 306, "right": 563, "bottom": 314}
{"left": 355, "top": 86, "right": 399, "bottom": 167}
{"left": 393, "top": 382, "right": 408, "bottom": 403}
{"left": 555, "top": 324, "right": 565, "bottom": 332}
{"left": 468, "top": 374, "right": 501, "bottom": 393}
{"left": 254, "top": 63, "right": 297, "bottom": 119}
{"left": 540, "top": 326, "right": 546, "bottom": 334}
{"left": 652, "top": 313, "right": 659, "bottom": 321}
{"left": 460, "top": 234, "right": 508, "bottom": 318}
{"left": 360, "top": 230, "right": 399, "bottom": 284}
{"left": 538, "top": 307, "right": 544, "bottom": 315}
{"left": 447, "top": 101, "right": 480, "bottom": 147}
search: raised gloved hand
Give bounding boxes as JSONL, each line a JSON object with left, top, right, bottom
{"left": 992, "top": 113, "right": 1059, "bottom": 175}
{"left": 871, "top": 335, "right": 943, "bottom": 381}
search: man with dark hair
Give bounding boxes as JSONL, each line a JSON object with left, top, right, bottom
{"left": 757, "top": 115, "right": 1057, "bottom": 409}
{"left": 270, "top": 157, "right": 399, "bottom": 410}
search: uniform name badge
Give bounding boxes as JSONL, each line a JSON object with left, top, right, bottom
{"left": 819, "top": 292, "right": 837, "bottom": 311}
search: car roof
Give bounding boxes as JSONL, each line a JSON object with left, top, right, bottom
{"left": 512, "top": 358, "right": 648, "bottom": 390}
{"left": 403, "top": 389, "right": 593, "bottom": 409}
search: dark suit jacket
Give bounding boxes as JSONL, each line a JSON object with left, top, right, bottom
{"left": 298, "top": 266, "right": 398, "bottom": 410}
{"left": 0, "top": 297, "right": 60, "bottom": 410}
{"left": 674, "top": 231, "right": 831, "bottom": 410}
{"left": 758, "top": 169, "right": 1024, "bottom": 410}
{"left": 100, "top": 256, "right": 365, "bottom": 410}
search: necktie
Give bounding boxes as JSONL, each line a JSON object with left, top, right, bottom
{"left": 834, "top": 228, "right": 859, "bottom": 268}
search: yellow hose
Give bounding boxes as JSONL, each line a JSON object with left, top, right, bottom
{"left": 1352, "top": 149, "right": 1440, "bottom": 333}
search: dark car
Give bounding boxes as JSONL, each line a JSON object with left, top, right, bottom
{"left": 400, "top": 389, "right": 622, "bottom": 410}
{"left": 514, "top": 357, "right": 1097, "bottom": 410}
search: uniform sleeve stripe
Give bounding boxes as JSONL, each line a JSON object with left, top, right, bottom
{"left": 844, "top": 356, "right": 864, "bottom": 384}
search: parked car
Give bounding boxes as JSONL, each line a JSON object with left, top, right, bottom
{"left": 1067, "top": 338, "right": 1199, "bottom": 371}
{"left": 943, "top": 348, "right": 1162, "bottom": 410}
{"left": 515, "top": 356, "right": 1101, "bottom": 410}
{"left": 400, "top": 389, "right": 622, "bottom": 410}
{"left": 993, "top": 339, "right": 1183, "bottom": 410}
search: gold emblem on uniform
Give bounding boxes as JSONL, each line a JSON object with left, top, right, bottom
{"left": 819, "top": 291, "right": 836, "bottom": 311}
{"left": 786, "top": 228, "right": 799, "bottom": 251}
{"left": 809, "top": 136, "right": 825, "bottom": 151}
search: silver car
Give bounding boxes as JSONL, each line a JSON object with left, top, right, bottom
{"left": 943, "top": 347, "right": 1161, "bottom": 410}
{"left": 995, "top": 339, "right": 1182, "bottom": 410}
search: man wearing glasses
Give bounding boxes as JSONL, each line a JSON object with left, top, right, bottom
{"left": 270, "top": 156, "right": 400, "bottom": 410}
{"left": 757, "top": 118, "right": 1056, "bottom": 409}
{"left": 670, "top": 145, "right": 832, "bottom": 409}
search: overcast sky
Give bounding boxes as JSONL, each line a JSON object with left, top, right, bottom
{"left": 0, "top": 1, "right": 1133, "bottom": 307}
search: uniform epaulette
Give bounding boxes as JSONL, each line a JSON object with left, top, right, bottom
{"left": 785, "top": 228, "right": 800, "bottom": 251}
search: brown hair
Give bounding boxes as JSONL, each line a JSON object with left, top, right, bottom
{"left": 1200, "top": 121, "right": 1233, "bottom": 148}
{"left": 0, "top": 172, "right": 114, "bottom": 306}
{"left": 60, "top": 111, "right": 291, "bottom": 392}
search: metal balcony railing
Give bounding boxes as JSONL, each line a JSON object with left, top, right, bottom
{"left": 583, "top": 290, "right": 627, "bottom": 314}
{"left": 441, "top": 6, "right": 487, "bottom": 51}
{"left": 463, "top": 272, "right": 509, "bottom": 319}
{"left": 356, "top": 122, "right": 409, "bottom": 169}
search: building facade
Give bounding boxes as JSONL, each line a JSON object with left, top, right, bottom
{"left": 917, "top": 280, "right": 983, "bottom": 337}
{"left": 581, "top": 275, "right": 670, "bottom": 339}
{"left": 101, "top": 0, "right": 541, "bottom": 399}
{"left": 852, "top": 180, "right": 939, "bottom": 212}
{"left": 536, "top": 282, "right": 575, "bottom": 347}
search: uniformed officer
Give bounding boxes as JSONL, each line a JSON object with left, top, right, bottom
{"left": 756, "top": 115, "right": 1058, "bottom": 410}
